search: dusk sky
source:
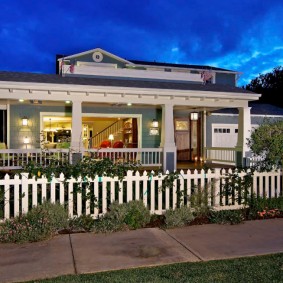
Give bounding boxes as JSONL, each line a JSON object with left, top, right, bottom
{"left": 1, "top": 0, "right": 283, "bottom": 86}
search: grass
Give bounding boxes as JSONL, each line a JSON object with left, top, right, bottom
{"left": 27, "top": 253, "right": 283, "bottom": 283}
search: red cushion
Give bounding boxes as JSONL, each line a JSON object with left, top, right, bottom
{"left": 113, "top": 141, "right": 124, "bottom": 148}
{"left": 100, "top": 140, "right": 111, "bottom": 148}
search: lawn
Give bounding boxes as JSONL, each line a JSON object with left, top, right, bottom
{"left": 27, "top": 253, "right": 283, "bottom": 283}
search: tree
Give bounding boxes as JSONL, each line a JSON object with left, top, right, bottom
{"left": 247, "top": 120, "right": 283, "bottom": 171}
{"left": 244, "top": 66, "right": 283, "bottom": 107}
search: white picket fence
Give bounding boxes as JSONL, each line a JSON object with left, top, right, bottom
{"left": 0, "top": 168, "right": 282, "bottom": 220}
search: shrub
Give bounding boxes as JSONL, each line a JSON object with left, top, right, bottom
{"left": 124, "top": 200, "right": 151, "bottom": 229}
{"left": 164, "top": 206, "right": 194, "bottom": 229}
{"left": 94, "top": 202, "right": 129, "bottom": 233}
{"left": 246, "top": 195, "right": 283, "bottom": 220}
{"left": 68, "top": 214, "right": 96, "bottom": 232}
{"left": 0, "top": 202, "right": 68, "bottom": 243}
{"left": 189, "top": 185, "right": 211, "bottom": 218}
{"left": 209, "top": 209, "right": 245, "bottom": 225}
{"left": 94, "top": 200, "right": 150, "bottom": 233}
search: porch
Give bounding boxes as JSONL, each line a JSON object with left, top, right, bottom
{"left": 0, "top": 146, "right": 242, "bottom": 172}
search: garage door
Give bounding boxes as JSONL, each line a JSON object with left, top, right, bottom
{"left": 212, "top": 125, "right": 238, "bottom": 148}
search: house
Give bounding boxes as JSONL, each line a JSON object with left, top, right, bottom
{"left": 0, "top": 48, "right": 261, "bottom": 171}
{"left": 205, "top": 103, "right": 283, "bottom": 165}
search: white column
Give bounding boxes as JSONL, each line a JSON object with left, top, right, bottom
{"left": 71, "top": 100, "right": 83, "bottom": 151}
{"left": 236, "top": 106, "right": 251, "bottom": 166}
{"left": 160, "top": 104, "right": 176, "bottom": 172}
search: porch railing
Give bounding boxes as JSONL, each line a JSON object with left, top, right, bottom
{"left": 205, "top": 147, "right": 239, "bottom": 165}
{"left": 0, "top": 147, "right": 163, "bottom": 170}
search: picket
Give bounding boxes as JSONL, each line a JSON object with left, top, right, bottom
{"left": 0, "top": 169, "right": 282, "bottom": 220}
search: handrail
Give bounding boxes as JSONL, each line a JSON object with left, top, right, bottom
{"left": 88, "top": 120, "right": 124, "bottom": 148}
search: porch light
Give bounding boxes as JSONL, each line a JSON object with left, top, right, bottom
{"left": 151, "top": 119, "right": 159, "bottom": 128}
{"left": 149, "top": 119, "right": 159, "bottom": 136}
{"left": 22, "top": 117, "right": 28, "bottom": 126}
{"left": 65, "top": 100, "right": 71, "bottom": 104}
{"left": 190, "top": 112, "right": 198, "bottom": 121}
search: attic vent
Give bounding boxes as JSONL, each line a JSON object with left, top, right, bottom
{"left": 164, "top": 68, "right": 171, "bottom": 72}
{"left": 92, "top": 51, "right": 103, "bottom": 62}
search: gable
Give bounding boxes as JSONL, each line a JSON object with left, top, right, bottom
{"left": 58, "top": 48, "right": 133, "bottom": 68}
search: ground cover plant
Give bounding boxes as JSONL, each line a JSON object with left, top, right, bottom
{"left": 26, "top": 253, "right": 283, "bottom": 283}
{"left": 0, "top": 202, "right": 68, "bottom": 243}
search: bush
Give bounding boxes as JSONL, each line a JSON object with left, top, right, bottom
{"left": 209, "top": 209, "right": 245, "bottom": 225}
{"left": 189, "top": 185, "right": 211, "bottom": 218}
{"left": 0, "top": 202, "right": 68, "bottom": 243}
{"left": 246, "top": 195, "right": 283, "bottom": 220}
{"left": 94, "top": 200, "right": 150, "bottom": 233}
{"left": 124, "top": 200, "right": 151, "bottom": 229}
{"left": 164, "top": 206, "right": 194, "bottom": 229}
{"left": 68, "top": 214, "right": 96, "bottom": 232}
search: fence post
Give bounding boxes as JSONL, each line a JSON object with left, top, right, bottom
{"left": 213, "top": 168, "right": 221, "bottom": 208}
{"left": 4, "top": 174, "right": 10, "bottom": 219}
{"left": 21, "top": 173, "right": 29, "bottom": 214}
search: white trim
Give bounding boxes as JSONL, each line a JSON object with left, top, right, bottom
{"left": 130, "top": 63, "right": 238, "bottom": 75}
{"left": 0, "top": 82, "right": 260, "bottom": 109}
{"left": 211, "top": 113, "right": 283, "bottom": 118}
{"left": 7, "top": 104, "right": 10, "bottom": 147}
{"left": 0, "top": 104, "right": 7, "bottom": 110}
{"left": 58, "top": 48, "right": 133, "bottom": 65}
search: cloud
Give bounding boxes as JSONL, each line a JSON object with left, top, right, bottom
{"left": 0, "top": 0, "right": 283, "bottom": 85}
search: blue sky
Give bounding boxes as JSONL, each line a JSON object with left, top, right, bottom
{"left": 1, "top": 0, "right": 283, "bottom": 86}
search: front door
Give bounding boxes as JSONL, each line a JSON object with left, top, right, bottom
{"left": 175, "top": 131, "right": 190, "bottom": 160}
{"left": 175, "top": 118, "right": 200, "bottom": 161}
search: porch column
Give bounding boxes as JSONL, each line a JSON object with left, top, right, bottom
{"left": 71, "top": 100, "right": 83, "bottom": 152}
{"left": 236, "top": 106, "right": 251, "bottom": 167}
{"left": 160, "top": 104, "right": 176, "bottom": 172}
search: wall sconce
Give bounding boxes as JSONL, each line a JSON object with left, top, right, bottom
{"left": 23, "top": 136, "right": 30, "bottom": 149}
{"left": 190, "top": 112, "right": 198, "bottom": 121}
{"left": 149, "top": 119, "right": 159, "bottom": 136}
{"left": 151, "top": 119, "right": 159, "bottom": 128}
{"left": 22, "top": 117, "right": 28, "bottom": 126}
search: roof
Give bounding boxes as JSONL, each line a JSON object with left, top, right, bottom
{"left": 130, "top": 60, "right": 237, "bottom": 73}
{"left": 0, "top": 71, "right": 253, "bottom": 94}
{"left": 213, "top": 103, "right": 283, "bottom": 115}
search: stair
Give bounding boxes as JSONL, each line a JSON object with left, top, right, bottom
{"left": 88, "top": 120, "right": 124, "bottom": 148}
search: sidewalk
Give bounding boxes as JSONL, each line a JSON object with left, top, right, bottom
{"left": 0, "top": 218, "right": 282, "bottom": 283}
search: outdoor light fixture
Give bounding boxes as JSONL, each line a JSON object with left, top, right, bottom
{"left": 151, "top": 119, "right": 159, "bottom": 128}
{"left": 190, "top": 112, "right": 198, "bottom": 121}
{"left": 22, "top": 117, "right": 28, "bottom": 126}
{"left": 149, "top": 119, "right": 159, "bottom": 136}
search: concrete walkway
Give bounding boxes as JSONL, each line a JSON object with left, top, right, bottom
{"left": 0, "top": 218, "right": 282, "bottom": 283}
